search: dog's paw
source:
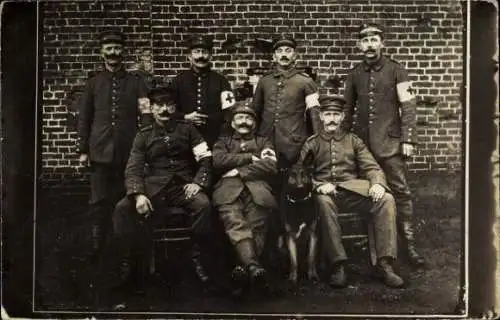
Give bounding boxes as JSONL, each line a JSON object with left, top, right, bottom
{"left": 288, "top": 271, "right": 298, "bottom": 285}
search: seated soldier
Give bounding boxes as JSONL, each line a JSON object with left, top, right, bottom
{"left": 298, "top": 95, "right": 404, "bottom": 288}
{"left": 212, "top": 101, "right": 278, "bottom": 292}
{"left": 112, "top": 87, "right": 213, "bottom": 291}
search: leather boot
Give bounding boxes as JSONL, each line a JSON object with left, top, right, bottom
{"left": 399, "top": 220, "right": 425, "bottom": 267}
{"left": 235, "top": 239, "right": 267, "bottom": 288}
{"left": 374, "top": 257, "right": 404, "bottom": 288}
{"left": 191, "top": 243, "right": 209, "bottom": 283}
{"left": 329, "top": 263, "right": 347, "bottom": 288}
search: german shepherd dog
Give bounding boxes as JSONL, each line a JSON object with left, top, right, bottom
{"left": 279, "top": 160, "right": 319, "bottom": 285}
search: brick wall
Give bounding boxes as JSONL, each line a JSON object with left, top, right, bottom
{"left": 42, "top": 0, "right": 465, "bottom": 180}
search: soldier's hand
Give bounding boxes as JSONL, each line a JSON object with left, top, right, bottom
{"left": 316, "top": 183, "right": 337, "bottom": 195}
{"left": 222, "top": 169, "right": 239, "bottom": 178}
{"left": 368, "top": 184, "right": 386, "bottom": 202}
{"left": 184, "top": 111, "right": 208, "bottom": 126}
{"left": 183, "top": 183, "right": 202, "bottom": 198}
{"left": 135, "top": 194, "right": 153, "bottom": 216}
{"left": 401, "top": 142, "right": 415, "bottom": 158}
{"left": 78, "top": 153, "right": 89, "bottom": 167}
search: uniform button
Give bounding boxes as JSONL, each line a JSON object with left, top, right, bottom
{"left": 197, "top": 100, "right": 201, "bottom": 104}
{"left": 111, "top": 122, "right": 115, "bottom": 126}
{"left": 369, "top": 120, "right": 373, "bottom": 124}
{"left": 197, "top": 93, "right": 201, "bottom": 98}
{"left": 197, "top": 107, "right": 202, "bottom": 111}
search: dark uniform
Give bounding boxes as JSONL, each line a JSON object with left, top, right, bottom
{"left": 251, "top": 35, "right": 321, "bottom": 250}
{"left": 112, "top": 117, "right": 213, "bottom": 283}
{"left": 212, "top": 106, "right": 277, "bottom": 265}
{"left": 169, "top": 36, "right": 235, "bottom": 148}
{"left": 252, "top": 66, "right": 319, "bottom": 165}
{"left": 299, "top": 95, "right": 402, "bottom": 288}
{"left": 77, "top": 30, "right": 151, "bottom": 252}
{"left": 343, "top": 24, "right": 424, "bottom": 266}
{"left": 212, "top": 104, "right": 277, "bottom": 287}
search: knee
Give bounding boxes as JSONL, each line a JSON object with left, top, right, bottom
{"left": 378, "top": 193, "right": 397, "bottom": 215}
{"left": 193, "top": 192, "right": 211, "bottom": 212}
{"left": 313, "top": 194, "right": 336, "bottom": 215}
{"left": 114, "top": 197, "right": 134, "bottom": 217}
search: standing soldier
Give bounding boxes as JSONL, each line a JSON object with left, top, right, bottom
{"left": 169, "top": 35, "right": 235, "bottom": 148}
{"left": 77, "top": 30, "right": 152, "bottom": 254}
{"left": 251, "top": 34, "right": 321, "bottom": 250}
{"left": 212, "top": 102, "right": 278, "bottom": 293}
{"left": 343, "top": 24, "right": 425, "bottom": 266}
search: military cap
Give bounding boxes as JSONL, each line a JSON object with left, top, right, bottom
{"left": 98, "top": 30, "right": 126, "bottom": 45}
{"left": 272, "top": 34, "right": 297, "bottom": 50}
{"left": 232, "top": 101, "right": 256, "bottom": 119}
{"left": 319, "top": 95, "right": 346, "bottom": 112}
{"left": 358, "top": 23, "right": 384, "bottom": 39}
{"left": 148, "top": 87, "right": 175, "bottom": 105}
{"left": 187, "top": 35, "right": 214, "bottom": 50}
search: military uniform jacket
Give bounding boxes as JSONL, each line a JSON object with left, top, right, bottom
{"left": 344, "top": 56, "right": 418, "bottom": 158}
{"left": 169, "top": 67, "right": 234, "bottom": 147}
{"left": 212, "top": 133, "right": 277, "bottom": 208}
{"left": 252, "top": 67, "right": 319, "bottom": 163}
{"left": 125, "top": 120, "right": 212, "bottom": 198}
{"left": 77, "top": 67, "right": 149, "bottom": 165}
{"left": 299, "top": 130, "right": 389, "bottom": 197}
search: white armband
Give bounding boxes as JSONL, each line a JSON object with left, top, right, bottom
{"left": 221, "top": 91, "right": 236, "bottom": 110}
{"left": 305, "top": 92, "right": 320, "bottom": 110}
{"left": 192, "top": 141, "right": 212, "bottom": 162}
{"left": 138, "top": 97, "right": 151, "bottom": 114}
{"left": 396, "top": 81, "right": 416, "bottom": 103}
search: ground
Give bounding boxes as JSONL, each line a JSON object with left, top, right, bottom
{"left": 34, "top": 171, "right": 463, "bottom": 317}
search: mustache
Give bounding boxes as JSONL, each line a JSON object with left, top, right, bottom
{"left": 194, "top": 57, "right": 209, "bottom": 63}
{"left": 364, "top": 49, "right": 376, "bottom": 54}
{"left": 325, "top": 121, "right": 340, "bottom": 126}
{"left": 236, "top": 123, "right": 253, "bottom": 129}
{"left": 280, "top": 57, "right": 290, "bottom": 62}
{"left": 105, "top": 54, "right": 122, "bottom": 60}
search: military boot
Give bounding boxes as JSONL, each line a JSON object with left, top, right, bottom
{"left": 373, "top": 257, "right": 404, "bottom": 288}
{"left": 235, "top": 239, "right": 267, "bottom": 290}
{"left": 400, "top": 220, "right": 426, "bottom": 267}
{"left": 329, "top": 263, "right": 347, "bottom": 288}
{"left": 191, "top": 243, "right": 209, "bottom": 283}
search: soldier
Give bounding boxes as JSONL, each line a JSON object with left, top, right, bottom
{"left": 251, "top": 34, "right": 321, "bottom": 250}
{"left": 212, "top": 101, "right": 278, "bottom": 292}
{"left": 112, "top": 87, "right": 213, "bottom": 291}
{"left": 77, "top": 30, "right": 152, "bottom": 254}
{"left": 343, "top": 24, "right": 425, "bottom": 266}
{"left": 299, "top": 95, "right": 403, "bottom": 288}
{"left": 168, "top": 35, "right": 235, "bottom": 148}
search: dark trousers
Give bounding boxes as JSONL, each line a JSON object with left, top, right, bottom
{"left": 314, "top": 189, "right": 398, "bottom": 266}
{"left": 112, "top": 182, "right": 212, "bottom": 261}
{"left": 87, "top": 162, "right": 126, "bottom": 252}
{"left": 217, "top": 188, "right": 271, "bottom": 257}
{"left": 377, "top": 155, "right": 414, "bottom": 221}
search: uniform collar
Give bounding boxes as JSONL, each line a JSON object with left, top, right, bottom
{"left": 273, "top": 67, "right": 300, "bottom": 79}
{"left": 232, "top": 131, "right": 255, "bottom": 141}
{"left": 153, "top": 119, "right": 177, "bottom": 134}
{"left": 320, "top": 128, "right": 346, "bottom": 141}
{"left": 363, "top": 55, "right": 387, "bottom": 72}
{"left": 190, "top": 65, "right": 212, "bottom": 77}
{"left": 103, "top": 65, "right": 127, "bottom": 79}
